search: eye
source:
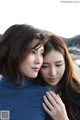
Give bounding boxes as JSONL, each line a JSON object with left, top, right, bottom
{"left": 41, "top": 65, "right": 49, "bottom": 68}
{"left": 40, "top": 51, "right": 44, "bottom": 56}
{"left": 56, "top": 64, "right": 63, "bottom": 67}
{"left": 31, "top": 49, "right": 36, "bottom": 54}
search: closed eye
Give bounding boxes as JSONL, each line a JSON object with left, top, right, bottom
{"left": 31, "top": 49, "right": 36, "bottom": 54}
{"left": 41, "top": 65, "right": 49, "bottom": 68}
{"left": 41, "top": 51, "right": 44, "bottom": 56}
{"left": 56, "top": 64, "right": 63, "bottom": 67}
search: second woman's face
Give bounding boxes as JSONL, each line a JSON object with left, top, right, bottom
{"left": 19, "top": 45, "right": 44, "bottom": 78}
{"left": 40, "top": 49, "right": 65, "bottom": 87}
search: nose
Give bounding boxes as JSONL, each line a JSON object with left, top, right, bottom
{"left": 35, "top": 54, "right": 43, "bottom": 65}
{"left": 49, "top": 67, "right": 57, "bottom": 76}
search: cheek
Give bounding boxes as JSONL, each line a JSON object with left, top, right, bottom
{"left": 60, "top": 65, "right": 65, "bottom": 75}
{"left": 40, "top": 57, "right": 43, "bottom": 65}
{"left": 40, "top": 69, "right": 47, "bottom": 77}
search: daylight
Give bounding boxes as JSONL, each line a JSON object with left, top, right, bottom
{"left": 0, "top": 0, "right": 80, "bottom": 38}
{"left": 0, "top": 1, "right": 80, "bottom": 119}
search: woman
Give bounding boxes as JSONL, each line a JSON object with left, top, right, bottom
{"left": 36, "top": 34, "right": 80, "bottom": 120}
{"left": 0, "top": 24, "right": 50, "bottom": 120}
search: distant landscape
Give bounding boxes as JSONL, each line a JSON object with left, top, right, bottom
{"left": 0, "top": 33, "right": 80, "bottom": 55}
{"left": 60, "top": 34, "right": 80, "bottom": 47}
{"left": 0, "top": 33, "right": 80, "bottom": 46}
{"left": 60, "top": 35, "right": 80, "bottom": 78}
{"left": 0, "top": 33, "right": 80, "bottom": 78}
{"left": 0, "top": 34, "right": 1, "bottom": 40}
{"left": 0, "top": 33, "right": 80, "bottom": 58}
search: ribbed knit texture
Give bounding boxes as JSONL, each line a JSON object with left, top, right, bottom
{"left": 0, "top": 77, "right": 49, "bottom": 120}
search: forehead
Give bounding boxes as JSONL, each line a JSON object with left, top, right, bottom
{"left": 28, "top": 39, "right": 42, "bottom": 49}
{"left": 43, "top": 50, "right": 64, "bottom": 62}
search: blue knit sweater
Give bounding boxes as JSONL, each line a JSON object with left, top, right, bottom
{"left": 0, "top": 77, "right": 49, "bottom": 120}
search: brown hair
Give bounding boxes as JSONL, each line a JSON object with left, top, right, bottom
{"left": 43, "top": 35, "right": 80, "bottom": 91}
{"left": 36, "top": 33, "right": 80, "bottom": 119}
{"left": 0, "top": 24, "right": 48, "bottom": 83}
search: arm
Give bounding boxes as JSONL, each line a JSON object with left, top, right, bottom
{"left": 43, "top": 91, "right": 69, "bottom": 120}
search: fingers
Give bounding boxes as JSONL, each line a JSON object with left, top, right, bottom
{"left": 49, "top": 91, "right": 65, "bottom": 108}
{"left": 43, "top": 91, "right": 65, "bottom": 112}
{"left": 45, "top": 92, "right": 59, "bottom": 109}
{"left": 43, "top": 95, "right": 55, "bottom": 111}
{"left": 43, "top": 91, "right": 68, "bottom": 120}
{"left": 42, "top": 102, "right": 52, "bottom": 116}
{"left": 42, "top": 95, "right": 56, "bottom": 119}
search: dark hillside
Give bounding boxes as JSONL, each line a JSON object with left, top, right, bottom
{"left": 61, "top": 35, "right": 80, "bottom": 47}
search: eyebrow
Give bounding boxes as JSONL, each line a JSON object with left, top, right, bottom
{"left": 32, "top": 48, "right": 44, "bottom": 51}
{"left": 43, "top": 62, "right": 49, "bottom": 64}
{"left": 43, "top": 60, "right": 63, "bottom": 64}
{"left": 55, "top": 60, "right": 63, "bottom": 63}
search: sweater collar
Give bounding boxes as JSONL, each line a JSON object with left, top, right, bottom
{"left": 0, "top": 76, "right": 32, "bottom": 88}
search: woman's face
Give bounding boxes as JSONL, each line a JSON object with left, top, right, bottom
{"left": 40, "top": 49, "right": 65, "bottom": 87}
{"left": 19, "top": 45, "right": 44, "bottom": 78}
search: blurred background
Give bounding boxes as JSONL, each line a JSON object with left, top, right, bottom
{"left": 0, "top": 0, "right": 80, "bottom": 78}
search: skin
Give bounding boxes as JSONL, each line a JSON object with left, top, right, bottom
{"left": 19, "top": 46, "right": 44, "bottom": 78}
{"left": 40, "top": 49, "right": 69, "bottom": 120}
{"left": 40, "top": 50, "right": 65, "bottom": 89}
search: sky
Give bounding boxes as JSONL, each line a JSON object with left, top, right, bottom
{"left": 0, "top": 0, "right": 80, "bottom": 38}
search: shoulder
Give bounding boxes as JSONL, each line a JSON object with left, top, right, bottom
{"left": 0, "top": 75, "right": 3, "bottom": 80}
{"left": 0, "top": 76, "right": 6, "bottom": 84}
{"left": 30, "top": 85, "right": 50, "bottom": 96}
{"left": 31, "top": 85, "right": 49, "bottom": 92}
{"left": 30, "top": 85, "right": 55, "bottom": 99}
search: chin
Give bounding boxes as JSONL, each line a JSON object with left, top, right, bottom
{"left": 30, "top": 74, "right": 38, "bottom": 78}
{"left": 49, "top": 83, "right": 57, "bottom": 86}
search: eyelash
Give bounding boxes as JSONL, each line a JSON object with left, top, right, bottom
{"left": 42, "top": 66, "right": 48, "bottom": 68}
{"left": 31, "top": 50, "right": 36, "bottom": 54}
{"left": 41, "top": 52, "right": 44, "bottom": 56}
{"left": 31, "top": 50, "right": 44, "bottom": 56}
{"left": 42, "top": 64, "right": 63, "bottom": 68}
{"left": 56, "top": 64, "right": 63, "bottom": 67}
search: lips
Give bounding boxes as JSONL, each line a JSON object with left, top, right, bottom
{"left": 47, "top": 78, "right": 58, "bottom": 81}
{"left": 32, "top": 67, "right": 40, "bottom": 72}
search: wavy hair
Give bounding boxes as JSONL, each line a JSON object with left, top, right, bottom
{"left": 0, "top": 24, "right": 48, "bottom": 83}
{"left": 36, "top": 33, "right": 80, "bottom": 120}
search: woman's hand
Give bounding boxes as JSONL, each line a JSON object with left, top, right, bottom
{"left": 42, "top": 91, "right": 69, "bottom": 120}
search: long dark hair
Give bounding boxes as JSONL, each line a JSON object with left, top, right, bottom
{"left": 0, "top": 24, "right": 48, "bottom": 83}
{"left": 36, "top": 34, "right": 80, "bottom": 120}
